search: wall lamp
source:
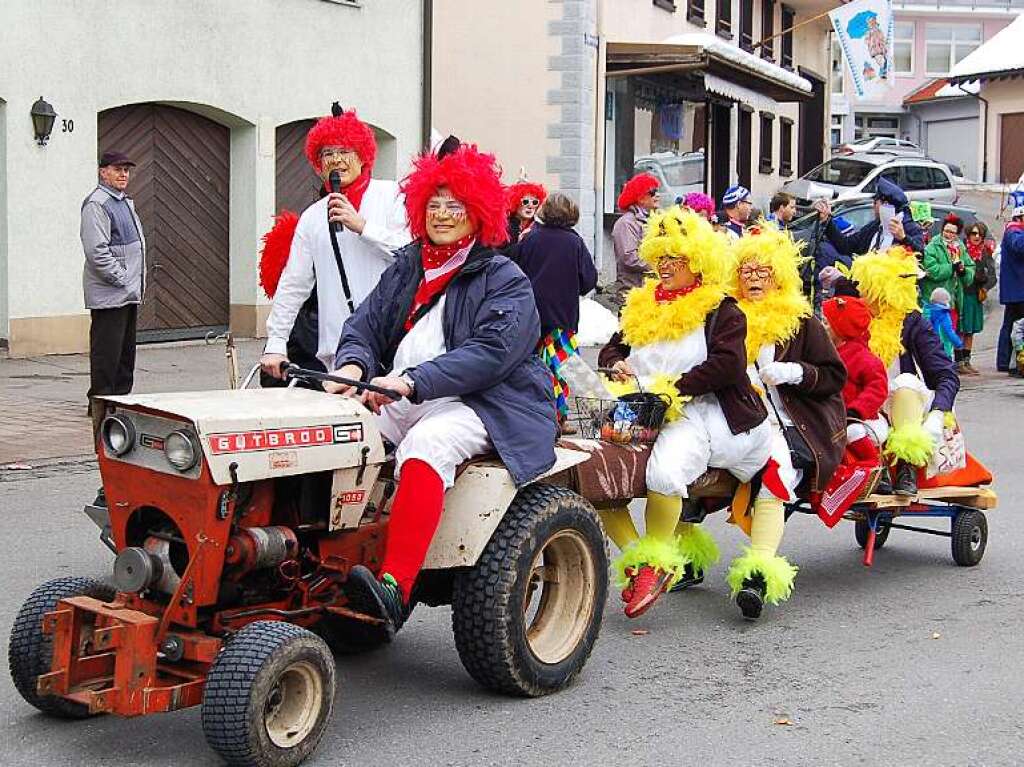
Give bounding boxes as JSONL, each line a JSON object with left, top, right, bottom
{"left": 31, "top": 97, "right": 57, "bottom": 146}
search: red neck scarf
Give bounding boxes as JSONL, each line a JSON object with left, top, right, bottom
{"left": 654, "top": 277, "right": 702, "bottom": 304}
{"left": 324, "top": 167, "right": 372, "bottom": 211}
{"left": 405, "top": 234, "right": 476, "bottom": 330}
{"left": 966, "top": 238, "right": 991, "bottom": 262}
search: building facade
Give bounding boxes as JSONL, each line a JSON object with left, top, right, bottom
{"left": 0, "top": 0, "right": 426, "bottom": 356}
{"left": 830, "top": 0, "right": 1020, "bottom": 180}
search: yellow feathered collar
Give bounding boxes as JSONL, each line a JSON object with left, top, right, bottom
{"left": 620, "top": 280, "right": 726, "bottom": 348}
{"left": 736, "top": 292, "right": 811, "bottom": 364}
{"left": 869, "top": 308, "right": 906, "bottom": 367}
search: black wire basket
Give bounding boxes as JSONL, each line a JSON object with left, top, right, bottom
{"left": 573, "top": 372, "right": 670, "bottom": 444}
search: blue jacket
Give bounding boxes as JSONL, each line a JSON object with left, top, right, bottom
{"left": 335, "top": 242, "right": 558, "bottom": 486}
{"left": 925, "top": 302, "right": 964, "bottom": 352}
{"left": 898, "top": 310, "right": 960, "bottom": 412}
{"left": 999, "top": 223, "right": 1024, "bottom": 304}
{"left": 515, "top": 223, "right": 598, "bottom": 337}
{"left": 824, "top": 179, "right": 925, "bottom": 256}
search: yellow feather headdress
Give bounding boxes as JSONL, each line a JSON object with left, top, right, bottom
{"left": 638, "top": 205, "right": 730, "bottom": 284}
{"left": 849, "top": 246, "right": 921, "bottom": 316}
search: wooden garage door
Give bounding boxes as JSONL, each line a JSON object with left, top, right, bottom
{"left": 276, "top": 119, "right": 319, "bottom": 215}
{"left": 99, "top": 104, "right": 230, "bottom": 340}
{"left": 1000, "top": 112, "right": 1024, "bottom": 184}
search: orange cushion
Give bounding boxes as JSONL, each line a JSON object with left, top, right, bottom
{"left": 917, "top": 452, "right": 993, "bottom": 489}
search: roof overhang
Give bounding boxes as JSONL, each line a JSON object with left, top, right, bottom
{"left": 948, "top": 68, "right": 1024, "bottom": 86}
{"left": 606, "top": 42, "right": 812, "bottom": 103}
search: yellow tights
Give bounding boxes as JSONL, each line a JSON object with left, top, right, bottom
{"left": 598, "top": 492, "right": 683, "bottom": 550}
{"left": 890, "top": 386, "right": 926, "bottom": 432}
{"left": 750, "top": 497, "right": 784, "bottom": 556}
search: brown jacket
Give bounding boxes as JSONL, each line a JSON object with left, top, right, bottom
{"left": 599, "top": 297, "right": 768, "bottom": 435}
{"left": 769, "top": 315, "right": 848, "bottom": 493}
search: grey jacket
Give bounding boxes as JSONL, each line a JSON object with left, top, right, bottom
{"left": 81, "top": 185, "right": 146, "bottom": 309}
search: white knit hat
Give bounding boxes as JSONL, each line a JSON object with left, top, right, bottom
{"left": 930, "top": 286, "right": 952, "bottom": 307}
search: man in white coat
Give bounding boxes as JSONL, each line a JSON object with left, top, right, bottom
{"left": 260, "top": 108, "right": 410, "bottom": 377}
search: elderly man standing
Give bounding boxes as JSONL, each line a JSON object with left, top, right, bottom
{"left": 81, "top": 151, "right": 146, "bottom": 411}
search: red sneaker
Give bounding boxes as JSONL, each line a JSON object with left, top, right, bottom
{"left": 620, "top": 567, "right": 636, "bottom": 603}
{"left": 624, "top": 565, "right": 671, "bottom": 618}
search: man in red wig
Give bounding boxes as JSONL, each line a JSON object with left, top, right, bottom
{"left": 324, "top": 139, "right": 557, "bottom": 635}
{"left": 611, "top": 172, "right": 660, "bottom": 308}
{"left": 505, "top": 179, "right": 547, "bottom": 245}
{"left": 260, "top": 108, "right": 409, "bottom": 378}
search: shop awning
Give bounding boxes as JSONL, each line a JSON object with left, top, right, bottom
{"left": 606, "top": 37, "right": 813, "bottom": 103}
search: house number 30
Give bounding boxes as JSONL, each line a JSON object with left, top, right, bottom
{"left": 62, "top": 119, "right": 74, "bottom": 133}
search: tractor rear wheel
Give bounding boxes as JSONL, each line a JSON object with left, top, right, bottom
{"left": 451, "top": 483, "right": 608, "bottom": 697}
{"left": 8, "top": 576, "right": 116, "bottom": 719}
{"left": 202, "top": 621, "right": 334, "bottom": 767}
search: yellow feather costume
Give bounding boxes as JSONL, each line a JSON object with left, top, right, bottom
{"left": 849, "top": 247, "right": 921, "bottom": 367}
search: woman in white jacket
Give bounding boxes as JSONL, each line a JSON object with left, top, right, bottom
{"left": 260, "top": 108, "right": 410, "bottom": 376}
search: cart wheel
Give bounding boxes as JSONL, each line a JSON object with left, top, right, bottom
{"left": 451, "top": 483, "right": 608, "bottom": 697}
{"left": 8, "top": 576, "right": 116, "bottom": 719}
{"left": 951, "top": 509, "right": 987, "bottom": 567}
{"left": 202, "top": 621, "right": 334, "bottom": 767}
{"left": 854, "top": 519, "right": 890, "bottom": 550}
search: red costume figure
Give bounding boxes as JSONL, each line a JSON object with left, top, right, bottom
{"left": 505, "top": 180, "right": 547, "bottom": 243}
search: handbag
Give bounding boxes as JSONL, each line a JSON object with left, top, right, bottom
{"left": 925, "top": 413, "right": 967, "bottom": 479}
{"left": 754, "top": 362, "right": 815, "bottom": 470}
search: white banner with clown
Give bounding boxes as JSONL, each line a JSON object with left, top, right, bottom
{"left": 830, "top": 0, "right": 895, "bottom": 99}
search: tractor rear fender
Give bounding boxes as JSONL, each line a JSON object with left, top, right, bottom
{"left": 422, "top": 447, "right": 590, "bottom": 569}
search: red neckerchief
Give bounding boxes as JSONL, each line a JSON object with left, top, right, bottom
{"left": 405, "top": 235, "right": 476, "bottom": 331}
{"left": 324, "top": 167, "right": 372, "bottom": 211}
{"left": 966, "top": 238, "right": 991, "bottom": 262}
{"left": 654, "top": 277, "right": 702, "bottom": 304}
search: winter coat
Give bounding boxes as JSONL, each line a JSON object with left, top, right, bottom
{"left": 771, "top": 316, "right": 848, "bottom": 493}
{"left": 335, "top": 242, "right": 557, "bottom": 487}
{"left": 823, "top": 180, "right": 925, "bottom": 256}
{"left": 515, "top": 223, "right": 598, "bottom": 336}
{"left": 835, "top": 337, "right": 888, "bottom": 421}
{"left": 1000, "top": 222, "right": 1024, "bottom": 304}
{"left": 599, "top": 298, "right": 768, "bottom": 435}
{"left": 921, "top": 235, "right": 975, "bottom": 313}
{"left": 80, "top": 184, "right": 146, "bottom": 309}
{"left": 611, "top": 207, "right": 650, "bottom": 292}
{"left": 925, "top": 301, "right": 964, "bottom": 356}
{"left": 898, "top": 310, "right": 960, "bottom": 412}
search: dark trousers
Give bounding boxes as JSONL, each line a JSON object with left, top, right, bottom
{"left": 996, "top": 302, "right": 1024, "bottom": 371}
{"left": 88, "top": 304, "right": 138, "bottom": 401}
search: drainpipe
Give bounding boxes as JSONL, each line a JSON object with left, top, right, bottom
{"left": 421, "top": 0, "right": 433, "bottom": 151}
{"left": 958, "top": 82, "right": 988, "bottom": 182}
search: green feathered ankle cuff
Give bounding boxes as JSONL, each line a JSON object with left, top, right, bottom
{"left": 613, "top": 535, "right": 688, "bottom": 588}
{"left": 884, "top": 421, "right": 934, "bottom": 467}
{"left": 726, "top": 548, "right": 798, "bottom": 605}
{"left": 676, "top": 525, "right": 720, "bottom": 576}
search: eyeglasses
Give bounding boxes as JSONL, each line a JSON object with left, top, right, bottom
{"left": 520, "top": 197, "right": 540, "bottom": 207}
{"left": 739, "top": 265, "right": 773, "bottom": 280}
{"left": 426, "top": 200, "right": 468, "bottom": 217}
{"left": 942, "top": 228, "right": 959, "bottom": 235}
{"left": 319, "top": 147, "right": 358, "bottom": 162}
{"left": 659, "top": 257, "right": 690, "bottom": 270}
{"left": 968, "top": 230, "right": 982, "bottom": 237}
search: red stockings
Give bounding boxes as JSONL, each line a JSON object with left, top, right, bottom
{"left": 379, "top": 458, "right": 445, "bottom": 602}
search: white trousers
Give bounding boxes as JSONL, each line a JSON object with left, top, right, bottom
{"left": 759, "top": 426, "right": 802, "bottom": 501}
{"left": 646, "top": 396, "right": 774, "bottom": 498}
{"left": 375, "top": 397, "right": 491, "bottom": 489}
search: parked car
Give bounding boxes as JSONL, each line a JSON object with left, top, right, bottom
{"left": 634, "top": 150, "right": 705, "bottom": 207}
{"left": 783, "top": 152, "right": 958, "bottom": 214}
{"left": 834, "top": 137, "right": 923, "bottom": 156}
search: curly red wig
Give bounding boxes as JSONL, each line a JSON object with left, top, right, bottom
{"left": 617, "top": 172, "right": 659, "bottom": 211}
{"left": 258, "top": 210, "right": 300, "bottom": 299}
{"left": 505, "top": 182, "right": 548, "bottom": 215}
{"left": 304, "top": 110, "right": 377, "bottom": 173}
{"left": 401, "top": 144, "right": 509, "bottom": 247}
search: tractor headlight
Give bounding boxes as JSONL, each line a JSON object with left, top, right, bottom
{"left": 164, "top": 430, "right": 199, "bottom": 472}
{"left": 102, "top": 415, "right": 136, "bottom": 457}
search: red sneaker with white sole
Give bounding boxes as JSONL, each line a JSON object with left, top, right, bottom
{"left": 623, "top": 565, "right": 671, "bottom": 618}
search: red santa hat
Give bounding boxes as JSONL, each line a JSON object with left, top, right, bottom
{"left": 505, "top": 182, "right": 548, "bottom": 215}
{"left": 822, "top": 295, "right": 872, "bottom": 341}
{"left": 401, "top": 141, "right": 509, "bottom": 247}
{"left": 304, "top": 108, "right": 377, "bottom": 174}
{"left": 616, "top": 172, "right": 658, "bottom": 211}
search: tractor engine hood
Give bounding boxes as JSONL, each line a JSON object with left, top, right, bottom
{"left": 99, "top": 389, "right": 384, "bottom": 485}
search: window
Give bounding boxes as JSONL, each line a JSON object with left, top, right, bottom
{"left": 901, "top": 164, "right": 932, "bottom": 191}
{"left": 780, "top": 117, "right": 793, "bottom": 176}
{"left": 739, "top": 0, "right": 754, "bottom": 51}
{"left": 759, "top": 112, "right": 775, "bottom": 174}
{"left": 929, "top": 167, "right": 952, "bottom": 189}
{"left": 781, "top": 5, "right": 795, "bottom": 69}
{"left": 894, "top": 22, "right": 914, "bottom": 75}
{"left": 831, "top": 38, "right": 845, "bottom": 96}
{"left": 738, "top": 106, "right": 753, "bottom": 188}
{"left": 688, "top": 0, "right": 705, "bottom": 24}
{"left": 761, "top": 0, "right": 775, "bottom": 61}
{"left": 830, "top": 116, "right": 844, "bottom": 149}
{"left": 717, "top": 0, "right": 732, "bottom": 37}
{"left": 653, "top": 0, "right": 677, "bottom": 11}
{"left": 862, "top": 167, "right": 900, "bottom": 193}
{"left": 805, "top": 158, "right": 874, "bottom": 186}
{"left": 925, "top": 24, "right": 982, "bottom": 75}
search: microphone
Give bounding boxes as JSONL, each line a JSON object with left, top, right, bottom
{"left": 328, "top": 170, "right": 342, "bottom": 233}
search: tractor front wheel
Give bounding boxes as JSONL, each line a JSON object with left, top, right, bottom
{"left": 8, "top": 576, "right": 116, "bottom": 718}
{"left": 202, "top": 621, "right": 335, "bottom": 767}
{"left": 451, "top": 483, "right": 608, "bottom": 697}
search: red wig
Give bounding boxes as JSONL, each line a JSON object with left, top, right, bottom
{"left": 505, "top": 182, "right": 548, "bottom": 215}
{"left": 304, "top": 110, "right": 377, "bottom": 174}
{"left": 617, "top": 172, "right": 659, "bottom": 211}
{"left": 401, "top": 144, "right": 509, "bottom": 247}
{"left": 258, "top": 210, "right": 300, "bottom": 299}
{"left": 943, "top": 213, "right": 963, "bottom": 234}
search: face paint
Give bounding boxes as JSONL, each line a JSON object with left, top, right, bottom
{"left": 738, "top": 263, "right": 775, "bottom": 301}
{"left": 318, "top": 146, "right": 363, "bottom": 186}
{"left": 425, "top": 187, "right": 475, "bottom": 245}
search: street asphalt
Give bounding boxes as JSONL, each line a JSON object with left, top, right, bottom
{"left": 1, "top": 318, "right": 1022, "bottom": 766}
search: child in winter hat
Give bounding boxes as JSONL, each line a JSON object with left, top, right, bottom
{"left": 925, "top": 286, "right": 964, "bottom": 359}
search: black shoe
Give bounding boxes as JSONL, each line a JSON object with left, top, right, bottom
{"left": 874, "top": 472, "right": 893, "bottom": 496}
{"left": 893, "top": 462, "right": 917, "bottom": 497}
{"left": 736, "top": 575, "right": 765, "bottom": 621}
{"left": 668, "top": 564, "right": 704, "bottom": 593}
{"left": 344, "top": 565, "right": 405, "bottom": 638}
